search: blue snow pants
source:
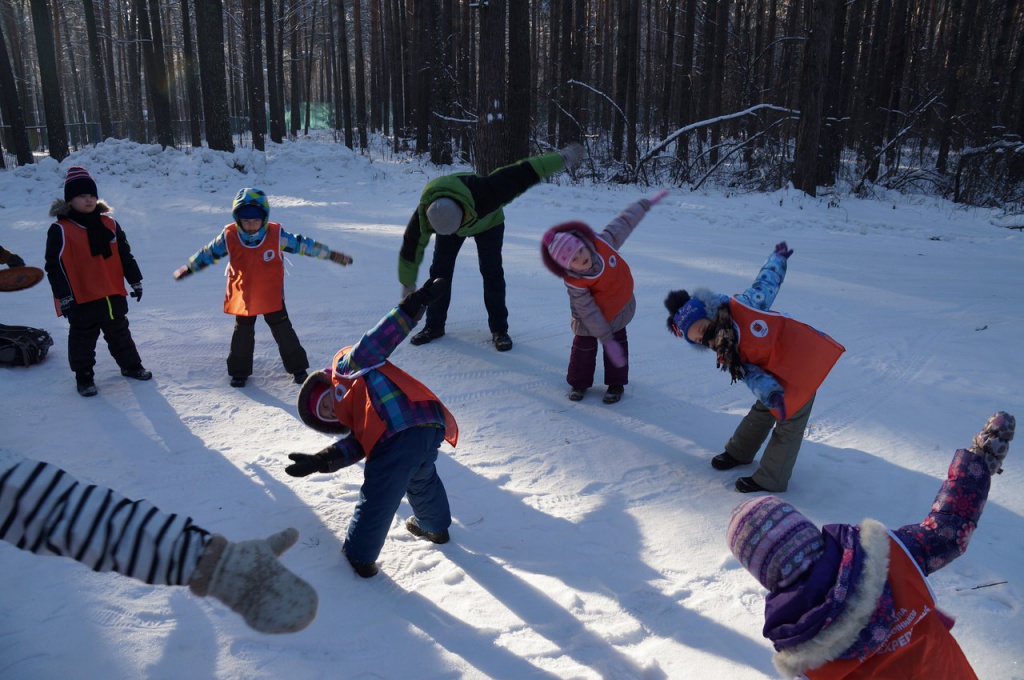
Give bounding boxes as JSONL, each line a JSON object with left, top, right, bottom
{"left": 342, "top": 425, "right": 450, "bottom": 563}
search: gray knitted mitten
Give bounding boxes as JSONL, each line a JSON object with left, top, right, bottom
{"left": 559, "top": 142, "right": 584, "bottom": 170}
{"left": 971, "top": 411, "right": 1015, "bottom": 475}
{"left": 189, "top": 529, "right": 318, "bottom": 634}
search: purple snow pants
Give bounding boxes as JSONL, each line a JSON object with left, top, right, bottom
{"left": 566, "top": 327, "right": 628, "bottom": 389}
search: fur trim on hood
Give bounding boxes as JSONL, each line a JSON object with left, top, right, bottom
{"left": 540, "top": 220, "right": 596, "bottom": 276}
{"left": 773, "top": 518, "right": 892, "bottom": 678}
{"left": 49, "top": 198, "right": 112, "bottom": 218}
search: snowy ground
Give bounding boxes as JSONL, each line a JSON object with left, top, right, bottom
{"left": 1, "top": 136, "right": 1022, "bottom": 679}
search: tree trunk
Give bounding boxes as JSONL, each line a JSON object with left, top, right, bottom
{"left": 792, "top": 0, "right": 838, "bottom": 196}
{"left": 28, "top": 0, "right": 69, "bottom": 160}
{"left": 413, "top": 0, "right": 431, "bottom": 153}
{"left": 244, "top": 0, "right": 267, "bottom": 150}
{"left": 0, "top": 21, "right": 34, "bottom": 165}
{"left": 195, "top": 0, "right": 234, "bottom": 151}
{"left": 265, "top": 0, "right": 284, "bottom": 143}
{"left": 337, "top": 0, "right": 354, "bottom": 148}
{"left": 82, "top": 0, "right": 113, "bottom": 139}
{"left": 180, "top": 0, "right": 204, "bottom": 147}
{"left": 100, "top": 0, "right": 120, "bottom": 126}
{"left": 675, "top": 0, "right": 696, "bottom": 170}
{"left": 137, "top": 0, "right": 175, "bottom": 147}
{"left": 352, "top": 0, "right": 368, "bottom": 148}
{"left": 429, "top": 0, "right": 453, "bottom": 165}
{"left": 507, "top": 0, "right": 530, "bottom": 160}
{"left": 937, "top": 0, "right": 976, "bottom": 174}
{"left": 475, "top": 0, "right": 508, "bottom": 174}
{"left": 289, "top": 0, "right": 301, "bottom": 136}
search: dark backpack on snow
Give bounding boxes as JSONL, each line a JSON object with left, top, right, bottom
{"left": 0, "top": 324, "right": 53, "bottom": 367}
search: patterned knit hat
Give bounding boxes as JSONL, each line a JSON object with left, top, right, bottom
{"left": 232, "top": 187, "right": 271, "bottom": 226}
{"left": 727, "top": 496, "right": 824, "bottom": 591}
{"left": 546, "top": 232, "right": 585, "bottom": 269}
{"left": 426, "top": 198, "right": 463, "bottom": 235}
{"left": 64, "top": 166, "right": 98, "bottom": 201}
{"left": 672, "top": 298, "right": 708, "bottom": 344}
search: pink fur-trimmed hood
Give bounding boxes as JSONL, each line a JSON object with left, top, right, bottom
{"left": 540, "top": 221, "right": 597, "bottom": 276}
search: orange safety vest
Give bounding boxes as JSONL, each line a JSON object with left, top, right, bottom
{"left": 728, "top": 298, "right": 844, "bottom": 420}
{"left": 806, "top": 535, "right": 977, "bottom": 680}
{"left": 223, "top": 222, "right": 285, "bottom": 316}
{"left": 563, "top": 238, "right": 634, "bottom": 322}
{"left": 330, "top": 347, "right": 459, "bottom": 455}
{"left": 54, "top": 216, "right": 127, "bottom": 314}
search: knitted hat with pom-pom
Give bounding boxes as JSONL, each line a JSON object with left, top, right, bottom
{"left": 727, "top": 496, "right": 824, "bottom": 591}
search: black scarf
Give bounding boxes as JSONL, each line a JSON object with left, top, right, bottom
{"left": 68, "top": 207, "right": 113, "bottom": 259}
{"left": 703, "top": 304, "right": 746, "bottom": 383}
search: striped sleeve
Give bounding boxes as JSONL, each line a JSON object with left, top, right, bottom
{"left": 280, "top": 229, "right": 333, "bottom": 260}
{"left": 0, "top": 453, "right": 210, "bottom": 586}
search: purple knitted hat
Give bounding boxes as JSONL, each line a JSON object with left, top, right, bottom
{"left": 727, "top": 496, "right": 824, "bottom": 591}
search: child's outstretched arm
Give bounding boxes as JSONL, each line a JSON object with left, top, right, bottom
{"left": 285, "top": 440, "right": 366, "bottom": 476}
{"left": 280, "top": 230, "right": 353, "bottom": 265}
{"left": 734, "top": 242, "right": 791, "bottom": 311}
{"left": 338, "top": 279, "right": 448, "bottom": 376}
{"left": 893, "top": 412, "right": 1014, "bottom": 575}
{"left": 600, "top": 190, "right": 668, "bottom": 250}
{"left": 173, "top": 231, "right": 229, "bottom": 279}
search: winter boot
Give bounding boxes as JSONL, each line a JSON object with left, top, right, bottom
{"left": 711, "top": 452, "right": 747, "bottom": 471}
{"left": 342, "top": 547, "right": 378, "bottom": 578}
{"left": 971, "top": 411, "right": 1015, "bottom": 475}
{"left": 406, "top": 517, "right": 450, "bottom": 544}
{"left": 492, "top": 332, "right": 513, "bottom": 352}
{"left": 603, "top": 385, "right": 624, "bottom": 404}
{"left": 76, "top": 371, "right": 97, "bottom": 397}
{"left": 568, "top": 387, "right": 587, "bottom": 402}
{"left": 410, "top": 327, "right": 444, "bottom": 346}
{"left": 188, "top": 529, "right": 318, "bottom": 634}
{"left": 735, "top": 476, "right": 769, "bottom": 493}
{"left": 230, "top": 376, "right": 248, "bottom": 388}
{"left": 120, "top": 365, "right": 153, "bottom": 381}
{"left": 292, "top": 370, "right": 308, "bottom": 385}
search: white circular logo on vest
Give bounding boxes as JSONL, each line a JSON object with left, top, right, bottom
{"left": 750, "top": 319, "right": 769, "bottom": 338}
{"left": 608, "top": 254, "right": 617, "bottom": 267}
{"left": 334, "top": 384, "right": 348, "bottom": 401}
{"left": 263, "top": 250, "right": 276, "bottom": 262}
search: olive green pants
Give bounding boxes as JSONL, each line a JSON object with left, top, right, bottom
{"left": 724, "top": 394, "right": 815, "bottom": 492}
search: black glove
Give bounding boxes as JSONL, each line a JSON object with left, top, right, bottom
{"left": 330, "top": 250, "right": 353, "bottom": 266}
{"left": 6, "top": 253, "right": 25, "bottom": 268}
{"left": 398, "top": 278, "right": 448, "bottom": 321}
{"left": 774, "top": 242, "right": 794, "bottom": 259}
{"left": 58, "top": 295, "right": 76, "bottom": 315}
{"left": 286, "top": 448, "right": 342, "bottom": 477}
{"left": 129, "top": 282, "right": 143, "bottom": 301}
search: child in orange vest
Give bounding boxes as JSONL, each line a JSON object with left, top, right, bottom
{"left": 286, "top": 278, "right": 457, "bottom": 579}
{"left": 44, "top": 166, "right": 151, "bottom": 397}
{"left": 665, "top": 242, "right": 845, "bottom": 493}
{"left": 727, "top": 411, "right": 1013, "bottom": 679}
{"left": 172, "top": 188, "right": 353, "bottom": 387}
{"left": 540, "top": 190, "right": 667, "bottom": 404}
